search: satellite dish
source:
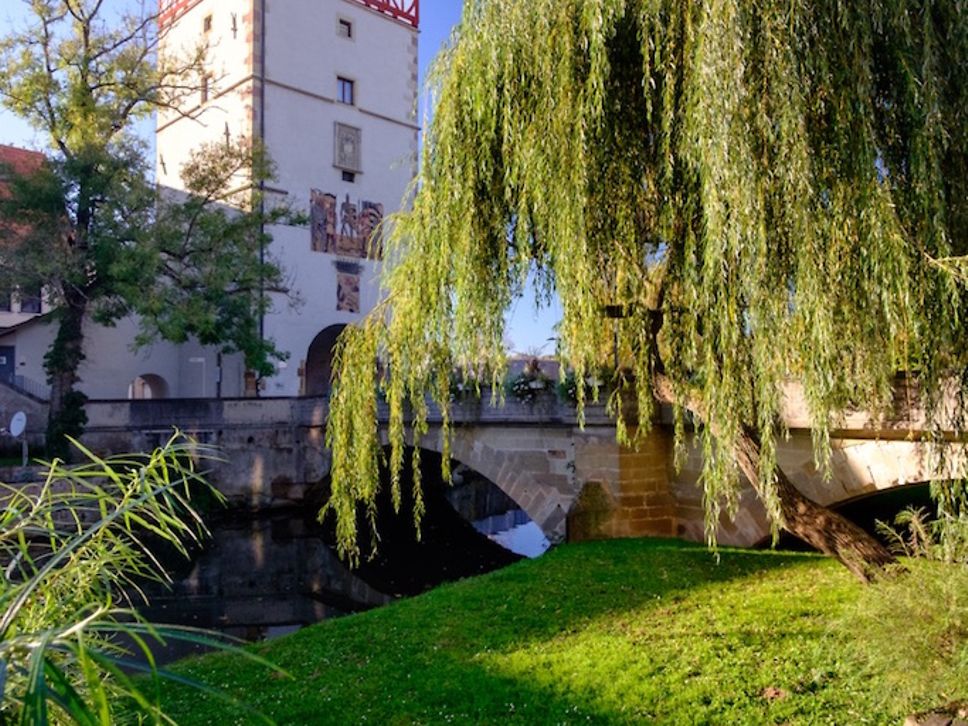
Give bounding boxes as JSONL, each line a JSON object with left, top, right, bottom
{"left": 9, "top": 411, "right": 26, "bottom": 438}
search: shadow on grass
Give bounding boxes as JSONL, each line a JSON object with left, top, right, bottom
{"left": 163, "top": 539, "right": 860, "bottom": 724}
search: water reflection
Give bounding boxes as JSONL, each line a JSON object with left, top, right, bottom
{"left": 139, "top": 511, "right": 390, "bottom": 662}
{"left": 473, "top": 509, "right": 551, "bottom": 558}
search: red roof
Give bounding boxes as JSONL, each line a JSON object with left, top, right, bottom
{"left": 0, "top": 145, "right": 44, "bottom": 180}
{"left": 0, "top": 145, "right": 47, "bottom": 246}
{"left": 354, "top": 0, "right": 419, "bottom": 27}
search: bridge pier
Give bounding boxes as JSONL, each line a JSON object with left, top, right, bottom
{"left": 567, "top": 427, "right": 677, "bottom": 541}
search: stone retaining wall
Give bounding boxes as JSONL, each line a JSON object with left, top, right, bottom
{"left": 0, "top": 382, "right": 47, "bottom": 452}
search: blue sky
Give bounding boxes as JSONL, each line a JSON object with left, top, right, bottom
{"left": 0, "top": 0, "right": 561, "bottom": 353}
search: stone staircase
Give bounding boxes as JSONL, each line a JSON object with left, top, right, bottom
{"left": 0, "top": 377, "right": 48, "bottom": 442}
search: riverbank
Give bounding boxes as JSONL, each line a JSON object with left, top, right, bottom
{"left": 161, "top": 538, "right": 954, "bottom": 724}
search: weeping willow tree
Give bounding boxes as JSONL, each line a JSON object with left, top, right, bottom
{"left": 326, "top": 0, "right": 968, "bottom": 582}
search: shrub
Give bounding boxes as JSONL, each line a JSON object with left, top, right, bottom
{"left": 842, "top": 507, "right": 968, "bottom": 710}
{"left": 0, "top": 434, "right": 282, "bottom": 723}
{"left": 447, "top": 368, "right": 486, "bottom": 402}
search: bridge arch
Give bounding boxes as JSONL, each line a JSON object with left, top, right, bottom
{"left": 787, "top": 438, "right": 968, "bottom": 507}
{"left": 383, "top": 426, "right": 575, "bottom": 544}
{"left": 684, "top": 434, "right": 968, "bottom": 548}
{"left": 754, "top": 480, "right": 939, "bottom": 550}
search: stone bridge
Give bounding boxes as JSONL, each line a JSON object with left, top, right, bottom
{"left": 64, "top": 385, "right": 967, "bottom": 549}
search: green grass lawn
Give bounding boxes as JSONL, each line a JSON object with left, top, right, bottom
{"left": 161, "top": 539, "right": 921, "bottom": 725}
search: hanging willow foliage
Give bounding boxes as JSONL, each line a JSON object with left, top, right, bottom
{"left": 325, "top": 0, "right": 968, "bottom": 565}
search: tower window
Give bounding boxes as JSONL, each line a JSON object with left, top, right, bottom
{"left": 203, "top": 14, "right": 213, "bottom": 33}
{"left": 342, "top": 171, "right": 356, "bottom": 183}
{"left": 200, "top": 74, "right": 209, "bottom": 103}
{"left": 337, "top": 77, "right": 355, "bottom": 105}
{"left": 338, "top": 18, "right": 353, "bottom": 38}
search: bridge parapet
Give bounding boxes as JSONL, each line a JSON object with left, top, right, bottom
{"left": 779, "top": 379, "right": 964, "bottom": 436}
{"left": 71, "top": 385, "right": 966, "bottom": 550}
{"left": 88, "top": 392, "right": 621, "bottom": 431}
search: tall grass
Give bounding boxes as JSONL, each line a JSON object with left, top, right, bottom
{"left": 844, "top": 506, "right": 968, "bottom": 711}
{"left": 0, "top": 433, "right": 282, "bottom": 724}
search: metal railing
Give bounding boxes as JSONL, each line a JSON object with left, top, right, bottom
{"left": 1, "top": 375, "right": 50, "bottom": 402}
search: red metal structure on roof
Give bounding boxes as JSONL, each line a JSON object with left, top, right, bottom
{"left": 355, "top": 0, "right": 419, "bottom": 27}
{"left": 157, "top": 0, "right": 202, "bottom": 28}
{"left": 158, "top": 0, "right": 418, "bottom": 28}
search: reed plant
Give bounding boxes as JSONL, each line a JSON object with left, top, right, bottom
{"left": 0, "top": 433, "right": 282, "bottom": 724}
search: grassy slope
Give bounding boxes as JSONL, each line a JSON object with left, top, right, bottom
{"left": 163, "top": 539, "right": 900, "bottom": 725}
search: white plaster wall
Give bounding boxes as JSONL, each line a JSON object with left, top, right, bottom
{"left": 147, "top": 0, "right": 419, "bottom": 398}
{"left": 74, "top": 317, "right": 182, "bottom": 400}
{"left": 261, "top": 224, "right": 382, "bottom": 395}
{"left": 156, "top": 0, "right": 255, "bottom": 191}
{"left": 0, "top": 317, "right": 55, "bottom": 389}
{"left": 0, "top": 315, "right": 246, "bottom": 400}
{"left": 0, "top": 316, "right": 179, "bottom": 399}
{"left": 256, "top": 0, "right": 418, "bottom": 395}
{"left": 264, "top": 83, "right": 416, "bottom": 200}
{"left": 173, "top": 339, "right": 247, "bottom": 399}
{"left": 265, "top": 0, "right": 418, "bottom": 125}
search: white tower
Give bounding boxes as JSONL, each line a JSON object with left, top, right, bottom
{"left": 157, "top": 0, "right": 419, "bottom": 396}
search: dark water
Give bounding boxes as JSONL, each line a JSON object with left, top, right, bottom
{"left": 137, "top": 465, "right": 541, "bottom": 662}
{"left": 138, "top": 511, "right": 390, "bottom": 662}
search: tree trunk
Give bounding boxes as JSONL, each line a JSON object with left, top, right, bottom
{"left": 734, "top": 424, "right": 898, "bottom": 582}
{"left": 45, "top": 289, "right": 88, "bottom": 461}
{"left": 653, "top": 373, "right": 898, "bottom": 582}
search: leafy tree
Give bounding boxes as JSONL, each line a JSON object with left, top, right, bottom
{"left": 326, "top": 0, "right": 967, "bottom": 581}
{"left": 0, "top": 0, "right": 293, "bottom": 458}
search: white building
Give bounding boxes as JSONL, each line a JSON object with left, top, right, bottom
{"left": 0, "top": 0, "right": 419, "bottom": 400}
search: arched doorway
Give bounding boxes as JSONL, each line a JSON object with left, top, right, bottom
{"left": 304, "top": 325, "right": 346, "bottom": 396}
{"left": 128, "top": 374, "right": 169, "bottom": 400}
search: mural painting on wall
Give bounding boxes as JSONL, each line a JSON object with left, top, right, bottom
{"left": 311, "top": 189, "right": 384, "bottom": 259}
{"left": 335, "top": 261, "right": 362, "bottom": 314}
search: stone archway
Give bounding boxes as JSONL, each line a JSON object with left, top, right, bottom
{"left": 304, "top": 325, "right": 347, "bottom": 396}
{"left": 383, "top": 426, "right": 577, "bottom": 544}
{"left": 674, "top": 433, "right": 968, "bottom": 547}
{"left": 128, "top": 373, "right": 170, "bottom": 400}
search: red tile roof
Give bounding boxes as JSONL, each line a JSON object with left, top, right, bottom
{"left": 0, "top": 144, "right": 44, "bottom": 181}
{"left": 0, "top": 145, "right": 47, "bottom": 246}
